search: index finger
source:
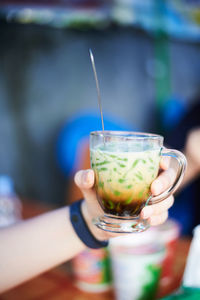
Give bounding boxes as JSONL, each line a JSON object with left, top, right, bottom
{"left": 160, "top": 156, "right": 171, "bottom": 170}
{"left": 151, "top": 167, "right": 176, "bottom": 196}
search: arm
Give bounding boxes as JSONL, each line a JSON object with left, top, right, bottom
{"left": 0, "top": 206, "right": 86, "bottom": 293}
{"left": 0, "top": 166, "right": 174, "bottom": 293}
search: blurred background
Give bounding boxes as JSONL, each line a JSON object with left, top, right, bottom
{"left": 1, "top": 0, "right": 200, "bottom": 235}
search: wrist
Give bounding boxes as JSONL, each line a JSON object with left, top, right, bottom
{"left": 81, "top": 200, "right": 109, "bottom": 242}
{"left": 69, "top": 199, "right": 108, "bottom": 249}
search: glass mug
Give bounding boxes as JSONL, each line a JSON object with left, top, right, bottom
{"left": 90, "top": 131, "right": 187, "bottom": 233}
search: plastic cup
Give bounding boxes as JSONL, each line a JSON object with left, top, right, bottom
{"left": 72, "top": 248, "right": 112, "bottom": 293}
{"left": 109, "top": 231, "right": 165, "bottom": 300}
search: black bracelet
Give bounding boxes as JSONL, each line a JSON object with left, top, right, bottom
{"left": 69, "top": 199, "right": 108, "bottom": 249}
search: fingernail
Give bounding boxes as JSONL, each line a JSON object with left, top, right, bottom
{"left": 87, "top": 170, "right": 93, "bottom": 182}
{"left": 142, "top": 206, "right": 153, "bottom": 219}
{"left": 84, "top": 169, "right": 92, "bottom": 184}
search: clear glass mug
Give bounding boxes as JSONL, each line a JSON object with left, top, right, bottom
{"left": 90, "top": 131, "right": 187, "bottom": 233}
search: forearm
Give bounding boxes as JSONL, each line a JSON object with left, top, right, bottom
{"left": 0, "top": 206, "right": 86, "bottom": 293}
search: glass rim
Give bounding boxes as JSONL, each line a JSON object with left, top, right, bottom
{"left": 90, "top": 130, "right": 163, "bottom": 140}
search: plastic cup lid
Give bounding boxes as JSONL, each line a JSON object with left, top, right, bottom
{"left": 154, "top": 219, "right": 180, "bottom": 243}
{"left": 109, "top": 227, "right": 158, "bottom": 248}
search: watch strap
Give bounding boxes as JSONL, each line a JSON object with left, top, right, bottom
{"left": 69, "top": 199, "right": 108, "bottom": 249}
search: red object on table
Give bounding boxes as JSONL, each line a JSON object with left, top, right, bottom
{"left": 0, "top": 200, "right": 191, "bottom": 300}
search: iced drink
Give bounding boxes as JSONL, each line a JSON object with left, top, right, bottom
{"left": 90, "top": 142, "right": 161, "bottom": 217}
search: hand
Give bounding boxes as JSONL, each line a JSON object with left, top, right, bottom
{"left": 141, "top": 156, "right": 175, "bottom": 226}
{"left": 74, "top": 160, "right": 175, "bottom": 240}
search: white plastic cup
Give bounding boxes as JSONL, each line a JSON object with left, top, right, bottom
{"left": 109, "top": 230, "right": 165, "bottom": 300}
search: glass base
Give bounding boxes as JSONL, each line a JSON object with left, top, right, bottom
{"left": 93, "top": 215, "right": 150, "bottom": 233}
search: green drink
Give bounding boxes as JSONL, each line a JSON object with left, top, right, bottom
{"left": 91, "top": 144, "right": 160, "bottom": 217}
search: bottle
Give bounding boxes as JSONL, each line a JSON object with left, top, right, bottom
{"left": 0, "top": 175, "right": 22, "bottom": 228}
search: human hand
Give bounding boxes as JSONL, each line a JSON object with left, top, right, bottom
{"left": 74, "top": 159, "right": 175, "bottom": 241}
{"left": 185, "top": 128, "right": 200, "bottom": 170}
{"left": 140, "top": 156, "right": 174, "bottom": 226}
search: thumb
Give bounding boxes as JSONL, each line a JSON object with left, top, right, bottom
{"left": 74, "top": 169, "right": 96, "bottom": 202}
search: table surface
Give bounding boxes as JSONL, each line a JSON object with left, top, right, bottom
{"left": 0, "top": 200, "right": 191, "bottom": 300}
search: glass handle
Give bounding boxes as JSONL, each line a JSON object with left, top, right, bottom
{"left": 148, "top": 148, "right": 187, "bottom": 205}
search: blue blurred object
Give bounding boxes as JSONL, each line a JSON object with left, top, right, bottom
{"left": 112, "top": 0, "right": 200, "bottom": 42}
{"left": 56, "top": 111, "right": 133, "bottom": 176}
{"left": 161, "top": 96, "right": 187, "bottom": 131}
{"left": 0, "top": 175, "right": 15, "bottom": 196}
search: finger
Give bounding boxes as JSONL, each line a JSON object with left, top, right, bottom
{"left": 160, "top": 156, "right": 171, "bottom": 170}
{"left": 74, "top": 169, "right": 96, "bottom": 202}
{"left": 151, "top": 168, "right": 176, "bottom": 195}
{"left": 141, "top": 195, "right": 174, "bottom": 219}
{"left": 148, "top": 211, "right": 168, "bottom": 226}
{"left": 74, "top": 169, "right": 94, "bottom": 189}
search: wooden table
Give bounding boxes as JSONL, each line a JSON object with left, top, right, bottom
{"left": 0, "top": 200, "right": 191, "bottom": 300}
